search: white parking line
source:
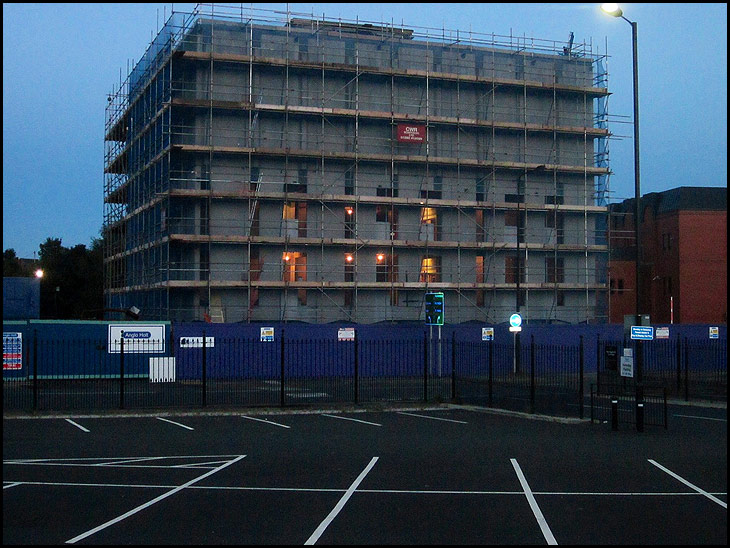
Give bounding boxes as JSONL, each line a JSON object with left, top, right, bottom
{"left": 65, "top": 419, "right": 90, "bottom": 432}
{"left": 511, "top": 458, "right": 558, "bottom": 545}
{"left": 648, "top": 459, "right": 727, "bottom": 509}
{"left": 397, "top": 411, "right": 468, "bottom": 424}
{"left": 673, "top": 414, "right": 726, "bottom": 422}
{"left": 240, "top": 415, "right": 291, "bottom": 429}
{"left": 65, "top": 455, "right": 246, "bottom": 544}
{"left": 156, "top": 417, "right": 194, "bottom": 430}
{"left": 321, "top": 414, "right": 382, "bottom": 427}
{"left": 6, "top": 479, "right": 728, "bottom": 498}
{"left": 305, "top": 457, "right": 379, "bottom": 545}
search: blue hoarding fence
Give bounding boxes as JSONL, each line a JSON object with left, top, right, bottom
{"left": 3, "top": 322, "right": 726, "bottom": 414}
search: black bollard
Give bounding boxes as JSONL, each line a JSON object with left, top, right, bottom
{"left": 611, "top": 399, "right": 618, "bottom": 431}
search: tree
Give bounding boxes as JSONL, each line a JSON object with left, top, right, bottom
{"left": 4, "top": 233, "right": 105, "bottom": 320}
{"left": 35, "top": 237, "right": 104, "bottom": 319}
{"left": 3, "top": 249, "right": 30, "bottom": 277}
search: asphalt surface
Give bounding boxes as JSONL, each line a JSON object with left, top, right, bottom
{"left": 3, "top": 402, "right": 727, "bottom": 545}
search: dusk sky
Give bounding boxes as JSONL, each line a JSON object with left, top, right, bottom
{"left": 3, "top": 3, "right": 727, "bottom": 258}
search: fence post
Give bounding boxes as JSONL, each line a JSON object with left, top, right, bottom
{"left": 423, "top": 331, "right": 429, "bottom": 402}
{"left": 579, "top": 335, "right": 584, "bottom": 420}
{"left": 596, "top": 334, "right": 601, "bottom": 395}
{"left": 488, "top": 337, "right": 493, "bottom": 407}
{"left": 202, "top": 331, "right": 207, "bottom": 408}
{"left": 675, "top": 337, "right": 681, "bottom": 396}
{"left": 279, "top": 327, "right": 285, "bottom": 407}
{"left": 119, "top": 331, "right": 125, "bottom": 410}
{"left": 354, "top": 330, "right": 359, "bottom": 404}
{"left": 451, "top": 331, "right": 456, "bottom": 401}
{"left": 530, "top": 335, "right": 535, "bottom": 414}
{"left": 32, "top": 330, "right": 38, "bottom": 411}
{"left": 684, "top": 337, "right": 689, "bottom": 401}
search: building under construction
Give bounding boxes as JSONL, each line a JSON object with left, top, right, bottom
{"left": 104, "top": 4, "right": 611, "bottom": 324}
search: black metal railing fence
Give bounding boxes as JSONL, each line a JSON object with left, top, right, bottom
{"left": 4, "top": 331, "right": 725, "bottom": 423}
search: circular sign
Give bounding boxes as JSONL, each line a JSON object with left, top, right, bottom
{"left": 509, "top": 313, "right": 522, "bottom": 328}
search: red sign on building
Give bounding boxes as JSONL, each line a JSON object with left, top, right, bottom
{"left": 396, "top": 123, "right": 426, "bottom": 143}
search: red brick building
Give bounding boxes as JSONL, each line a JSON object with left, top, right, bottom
{"left": 608, "top": 186, "right": 727, "bottom": 324}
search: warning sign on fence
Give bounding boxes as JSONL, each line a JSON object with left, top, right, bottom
{"left": 3, "top": 332, "right": 22, "bottom": 370}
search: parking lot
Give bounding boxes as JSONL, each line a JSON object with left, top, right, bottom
{"left": 3, "top": 403, "right": 727, "bottom": 544}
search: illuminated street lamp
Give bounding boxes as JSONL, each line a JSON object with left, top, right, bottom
{"left": 601, "top": 3, "right": 645, "bottom": 431}
{"left": 601, "top": 3, "right": 642, "bottom": 318}
{"left": 34, "top": 269, "right": 44, "bottom": 279}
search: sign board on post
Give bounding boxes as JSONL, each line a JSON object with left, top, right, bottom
{"left": 108, "top": 324, "right": 165, "bottom": 354}
{"left": 482, "top": 327, "right": 494, "bottom": 341}
{"left": 260, "top": 327, "right": 275, "bottom": 342}
{"left": 709, "top": 327, "right": 719, "bottom": 339}
{"left": 509, "top": 313, "right": 522, "bottom": 333}
{"left": 425, "top": 292, "right": 444, "bottom": 326}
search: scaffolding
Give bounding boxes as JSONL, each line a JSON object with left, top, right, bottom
{"left": 104, "top": 3, "right": 611, "bottom": 324}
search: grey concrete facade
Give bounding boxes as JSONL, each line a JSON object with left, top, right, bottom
{"left": 104, "top": 7, "right": 611, "bottom": 324}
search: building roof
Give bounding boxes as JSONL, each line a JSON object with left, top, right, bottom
{"left": 610, "top": 186, "right": 727, "bottom": 215}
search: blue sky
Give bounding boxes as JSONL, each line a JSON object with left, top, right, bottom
{"left": 3, "top": 3, "right": 727, "bottom": 258}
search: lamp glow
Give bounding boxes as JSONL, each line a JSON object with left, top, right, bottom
{"left": 601, "top": 3, "right": 623, "bottom": 17}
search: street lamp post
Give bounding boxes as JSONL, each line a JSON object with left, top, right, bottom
{"left": 602, "top": 3, "right": 644, "bottom": 431}
{"left": 601, "top": 3, "right": 641, "bottom": 316}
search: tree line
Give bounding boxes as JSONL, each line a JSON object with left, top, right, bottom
{"left": 4, "top": 237, "right": 103, "bottom": 319}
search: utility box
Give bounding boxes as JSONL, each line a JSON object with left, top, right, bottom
{"left": 623, "top": 314, "right": 650, "bottom": 336}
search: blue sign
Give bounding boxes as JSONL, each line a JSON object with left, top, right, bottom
{"left": 509, "top": 313, "right": 522, "bottom": 328}
{"left": 425, "top": 292, "right": 444, "bottom": 326}
{"left": 630, "top": 326, "right": 654, "bottom": 340}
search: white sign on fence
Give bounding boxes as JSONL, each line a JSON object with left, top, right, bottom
{"left": 108, "top": 324, "right": 165, "bottom": 354}
{"left": 179, "top": 336, "right": 215, "bottom": 349}
{"left": 149, "top": 357, "right": 176, "bottom": 383}
{"left": 482, "top": 328, "right": 494, "bottom": 341}
{"left": 338, "top": 327, "right": 355, "bottom": 341}
{"left": 260, "top": 327, "right": 275, "bottom": 342}
{"left": 620, "top": 355, "right": 634, "bottom": 378}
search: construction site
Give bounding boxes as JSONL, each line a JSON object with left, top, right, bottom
{"left": 103, "top": 3, "right": 612, "bottom": 324}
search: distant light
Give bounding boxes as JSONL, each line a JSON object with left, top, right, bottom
{"left": 283, "top": 254, "right": 290, "bottom": 262}
{"left": 345, "top": 254, "right": 353, "bottom": 263}
{"left": 34, "top": 269, "right": 44, "bottom": 279}
{"left": 376, "top": 254, "right": 385, "bottom": 262}
{"left": 345, "top": 207, "right": 354, "bottom": 215}
{"left": 600, "top": 3, "right": 623, "bottom": 17}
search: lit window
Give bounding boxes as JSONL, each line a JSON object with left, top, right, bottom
{"left": 283, "top": 202, "right": 296, "bottom": 219}
{"left": 420, "top": 207, "right": 437, "bottom": 224}
{"left": 420, "top": 256, "right": 440, "bottom": 283}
